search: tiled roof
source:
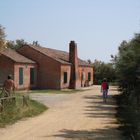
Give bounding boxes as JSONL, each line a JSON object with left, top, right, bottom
{"left": 28, "top": 45, "right": 92, "bottom": 67}
{"left": 0, "top": 48, "right": 36, "bottom": 64}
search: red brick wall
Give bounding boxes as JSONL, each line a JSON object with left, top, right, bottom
{"left": 0, "top": 54, "right": 37, "bottom": 90}
{"left": 0, "top": 55, "right": 14, "bottom": 85}
{"left": 60, "top": 65, "right": 71, "bottom": 89}
{"left": 69, "top": 41, "right": 79, "bottom": 89}
{"left": 17, "top": 45, "right": 94, "bottom": 89}
{"left": 78, "top": 66, "right": 93, "bottom": 87}
{"left": 14, "top": 63, "right": 37, "bottom": 90}
{"left": 18, "top": 45, "right": 61, "bottom": 89}
{"left": 60, "top": 65, "right": 94, "bottom": 89}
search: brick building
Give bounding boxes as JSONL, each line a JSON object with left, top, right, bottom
{"left": 0, "top": 41, "right": 93, "bottom": 89}
{"left": 0, "top": 48, "right": 37, "bottom": 89}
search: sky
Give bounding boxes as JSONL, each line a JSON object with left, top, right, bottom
{"left": 0, "top": 0, "right": 140, "bottom": 62}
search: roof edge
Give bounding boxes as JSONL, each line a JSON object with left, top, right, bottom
{"left": 22, "top": 44, "right": 71, "bottom": 65}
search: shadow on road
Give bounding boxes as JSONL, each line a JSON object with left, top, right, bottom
{"left": 50, "top": 94, "right": 123, "bottom": 140}
{"left": 52, "top": 128, "right": 121, "bottom": 140}
{"left": 83, "top": 95, "right": 117, "bottom": 119}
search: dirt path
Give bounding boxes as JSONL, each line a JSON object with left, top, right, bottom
{"left": 0, "top": 86, "right": 123, "bottom": 140}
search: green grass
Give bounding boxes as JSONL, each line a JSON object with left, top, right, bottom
{"left": 0, "top": 93, "right": 47, "bottom": 127}
{"left": 0, "top": 88, "right": 88, "bottom": 127}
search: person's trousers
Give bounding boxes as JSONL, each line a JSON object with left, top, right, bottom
{"left": 103, "top": 89, "right": 108, "bottom": 99}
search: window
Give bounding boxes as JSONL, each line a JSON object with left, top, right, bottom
{"left": 88, "top": 72, "right": 91, "bottom": 81}
{"left": 82, "top": 72, "right": 86, "bottom": 80}
{"left": 64, "top": 72, "right": 67, "bottom": 84}
{"left": 19, "top": 67, "right": 23, "bottom": 85}
{"left": 30, "top": 68, "right": 35, "bottom": 85}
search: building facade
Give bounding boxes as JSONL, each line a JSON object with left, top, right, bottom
{"left": 0, "top": 41, "right": 93, "bottom": 90}
{"left": 0, "top": 48, "right": 37, "bottom": 89}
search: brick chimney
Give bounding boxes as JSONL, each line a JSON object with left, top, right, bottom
{"left": 69, "top": 41, "right": 79, "bottom": 89}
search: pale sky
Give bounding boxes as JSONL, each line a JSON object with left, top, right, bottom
{"left": 0, "top": 0, "right": 140, "bottom": 62}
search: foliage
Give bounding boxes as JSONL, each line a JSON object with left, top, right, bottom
{"left": 6, "top": 39, "right": 27, "bottom": 50}
{"left": 115, "top": 33, "right": 140, "bottom": 140}
{"left": 93, "top": 59, "right": 116, "bottom": 84}
{"left": 0, "top": 25, "right": 6, "bottom": 50}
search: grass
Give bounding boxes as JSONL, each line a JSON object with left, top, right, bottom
{"left": 0, "top": 92, "right": 47, "bottom": 127}
{"left": 0, "top": 87, "right": 89, "bottom": 127}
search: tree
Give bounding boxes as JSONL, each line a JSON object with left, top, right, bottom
{"left": 0, "top": 25, "right": 6, "bottom": 50}
{"left": 6, "top": 40, "right": 15, "bottom": 49}
{"left": 93, "top": 59, "right": 116, "bottom": 84}
{"left": 115, "top": 34, "right": 140, "bottom": 96}
{"left": 6, "top": 39, "right": 26, "bottom": 50}
{"left": 15, "top": 39, "right": 26, "bottom": 49}
{"left": 115, "top": 33, "right": 140, "bottom": 139}
{"left": 87, "top": 59, "right": 92, "bottom": 64}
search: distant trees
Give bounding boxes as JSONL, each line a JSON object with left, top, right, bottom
{"left": 115, "top": 33, "right": 140, "bottom": 139}
{"left": 93, "top": 59, "right": 116, "bottom": 84}
{"left": 6, "top": 39, "right": 27, "bottom": 50}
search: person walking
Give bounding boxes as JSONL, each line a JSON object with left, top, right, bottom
{"left": 2, "top": 75, "right": 15, "bottom": 97}
{"left": 101, "top": 78, "right": 109, "bottom": 102}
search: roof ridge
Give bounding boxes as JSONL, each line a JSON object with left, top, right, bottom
{"left": 26, "top": 44, "right": 71, "bottom": 65}
{"left": 24, "top": 44, "right": 92, "bottom": 67}
{"left": 1, "top": 48, "right": 36, "bottom": 64}
{"left": 30, "top": 44, "right": 69, "bottom": 54}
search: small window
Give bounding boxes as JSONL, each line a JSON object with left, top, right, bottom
{"left": 64, "top": 72, "right": 67, "bottom": 84}
{"left": 19, "top": 67, "right": 23, "bottom": 85}
{"left": 30, "top": 68, "right": 35, "bottom": 85}
{"left": 88, "top": 72, "right": 91, "bottom": 81}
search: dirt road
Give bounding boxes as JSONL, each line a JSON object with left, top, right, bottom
{"left": 0, "top": 86, "right": 123, "bottom": 140}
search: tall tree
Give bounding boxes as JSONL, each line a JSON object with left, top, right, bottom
{"left": 115, "top": 33, "right": 140, "bottom": 139}
{"left": 0, "top": 25, "right": 6, "bottom": 50}
{"left": 116, "top": 34, "right": 140, "bottom": 96}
